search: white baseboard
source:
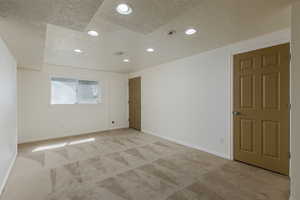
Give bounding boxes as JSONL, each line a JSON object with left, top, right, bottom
{"left": 19, "top": 126, "right": 130, "bottom": 144}
{"left": 142, "top": 129, "right": 230, "bottom": 160}
{"left": 107, "top": 126, "right": 129, "bottom": 131}
{"left": 0, "top": 152, "right": 17, "bottom": 196}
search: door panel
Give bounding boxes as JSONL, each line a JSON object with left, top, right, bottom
{"left": 240, "top": 119, "right": 255, "bottom": 152}
{"left": 233, "top": 43, "right": 290, "bottom": 175}
{"left": 240, "top": 75, "right": 255, "bottom": 109}
{"left": 262, "top": 120, "right": 280, "bottom": 158}
{"left": 129, "top": 77, "right": 141, "bottom": 130}
{"left": 262, "top": 72, "right": 280, "bottom": 110}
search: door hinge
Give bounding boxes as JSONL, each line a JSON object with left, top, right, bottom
{"left": 289, "top": 53, "right": 292, "bottom": 61}
{"left": 289, "top": 103, "right": 292, "bottom": 110}
{"left": 288, "top": 152, "right": 291, "bottom": 159}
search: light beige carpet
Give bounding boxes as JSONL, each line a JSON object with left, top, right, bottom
{"left": 1, "top": 129, "right": 289, "bottom": 200}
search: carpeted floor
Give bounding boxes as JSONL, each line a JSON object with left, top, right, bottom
{"left": 1, "top": 129, "right": 290, "bottom": 200}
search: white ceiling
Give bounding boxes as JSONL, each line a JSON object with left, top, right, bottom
{"left": 0, "top": 0, "right": 293, "bottom": 73}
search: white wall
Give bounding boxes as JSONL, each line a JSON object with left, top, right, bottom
{"left": 130, "top": 29, "right": 290, "bottom": 159}
{"left": 0, "top": 36, "right": 17, "bottom": 194}
{"left": 18, "top": 64, "right": 128, "bottom": 144}
{"left": 0, "top": 17, "right": 46, "bottom": 70}
{"left": 290, "top": 2, "right": 300, "bottom": 200}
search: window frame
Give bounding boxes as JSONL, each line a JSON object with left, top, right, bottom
{"left": 50, "top": 76, "right": 102, "bottom": 105}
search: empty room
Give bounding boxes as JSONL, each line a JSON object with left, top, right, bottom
{"left": 0, "top": 0, "right": 300, "bottom": 199}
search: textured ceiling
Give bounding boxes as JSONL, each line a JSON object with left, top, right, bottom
{"left": 97, "top": 0, "right": 202, "bottom": 34}
{"left": 0, "top": 0, "right": 294, "bottom": 73}
{"left": 0, "top": 0, "right": 104, "bottom": 31}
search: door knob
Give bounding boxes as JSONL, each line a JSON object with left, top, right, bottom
{"left": 233, "top": 111, "right": 241, "bottom": 116}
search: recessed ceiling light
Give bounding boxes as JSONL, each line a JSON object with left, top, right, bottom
{"left": 74, "top": 49, "right": 83, "bottom": 53}
{"left": 123, "top": 59, "right": 130, "bottom": 63}
{"left": 185, "top": 28, "right": 197, "bottom": 35}
{"left": 116, "top": 3, "right": 132, "bottom": 15}
{"left": 146, "top": 48, "right": 155, "bottom": 52}
{"left": 87, "top": 30, "right": 99, "bottom": 37}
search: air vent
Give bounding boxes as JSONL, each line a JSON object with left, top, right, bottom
{"left": 114, "top": 51, "right": 125, "bottom": 56}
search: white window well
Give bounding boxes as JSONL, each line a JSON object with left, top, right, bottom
{"left": 51, "top": 77, "right": 101, "bottom": 105}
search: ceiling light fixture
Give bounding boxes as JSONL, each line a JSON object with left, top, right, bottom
{"left": 116, "top": 3, "right": 132, "bottom": 15}
{"left": 87, "top": 30, "right": 99, "bottom": 37}
{"left": 185, "top": 28, "right": 197, "bottom": 35}
{"left": 74, "top": 49, "right": 83, "bottom": 53}
{"left": 123, "top": 59, "right": 130, "bottom": 63}
{"left": 146, "top": 48, "right": 155, "bottom": 52}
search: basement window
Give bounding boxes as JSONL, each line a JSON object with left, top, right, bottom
{"left": 51, "top": 77, "right": 101, "bottom": 105}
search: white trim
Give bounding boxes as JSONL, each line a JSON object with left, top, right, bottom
{"left": 289, "top": 196, "right": 295, "bottom": 200}
{"left": 19, "top": 127, "right": 129, "bottom": 144}
{"left": 0, "top": 152, "right": 17, "bottom": 196}
{"left": 228, "top": 49, "right": 234, "bottom": 160}
{"left": 142, "top": 129, "right": 230, "bottom": 160}
{"left": 106, "top": 126, "right": 129, "bottom": 131}
{"left": 17, "top": 63, "right": 127, "bottom": 74}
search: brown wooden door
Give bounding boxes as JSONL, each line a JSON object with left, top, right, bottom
{"left": 129, "top": 77, "right": 141, "bottom": 130}
{"left": 233, "top": 43, "right": 290, "bottom": 175}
